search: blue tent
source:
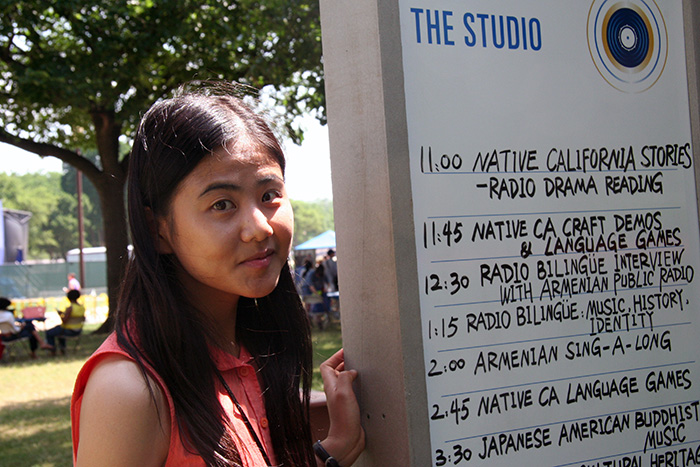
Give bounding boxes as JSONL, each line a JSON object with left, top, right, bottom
{"left": 0, "top": 199, "right": 4, "bottom": 264}
{"left": 294, "top": 230, "right": 336, "bottom": 251}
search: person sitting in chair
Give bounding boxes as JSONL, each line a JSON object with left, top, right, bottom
{"left": 42, "top": 289, "right": 85, "bottom": 356}
{"left": 0, "top": 297, "right": 48, "bottom": 359}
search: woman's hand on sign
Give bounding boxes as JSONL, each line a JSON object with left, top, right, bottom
{"left": 319, "top": 348, "right": 365, "bottom": 466}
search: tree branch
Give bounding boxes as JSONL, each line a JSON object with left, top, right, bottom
{"left": 0, "top": 33, "right": 27, "bottom": 70}
{"left": 0, "top": 128, "right": 101, "bottom": 178}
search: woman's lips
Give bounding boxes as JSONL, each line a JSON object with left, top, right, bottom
{"left": 242, "top": 249, "right": 274, "bottom": 268}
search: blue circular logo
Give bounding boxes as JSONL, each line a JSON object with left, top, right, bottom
{"left": 588, "top": 0, "right": 667, "bottom": 93}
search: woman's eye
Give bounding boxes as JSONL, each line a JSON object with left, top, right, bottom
{"left": 212, "top": 200, "right": 234, "bottom": 211}
{"left": 262, "top": 190, "right": 282, "bottom": 203}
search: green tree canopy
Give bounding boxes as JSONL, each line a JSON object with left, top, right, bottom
{"left": 0, "top": 171, "right": 95, "bottom": 259}
{"left": 0, "top": 1, "right": 325, "bottom": 329}
{"left": 291, "top": 199, "right": 334, "bottom": 247}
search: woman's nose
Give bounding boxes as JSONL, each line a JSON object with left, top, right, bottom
{"left": 240, "top": 206, "right": 274, "bottom": 242}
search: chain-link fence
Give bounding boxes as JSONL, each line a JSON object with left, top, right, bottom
{"left": 0, "top": 261, "right": 107, "bottom": 299}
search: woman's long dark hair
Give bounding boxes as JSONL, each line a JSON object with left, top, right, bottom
{"left": 115, "top": 83, "right": 315, "bottom": 466}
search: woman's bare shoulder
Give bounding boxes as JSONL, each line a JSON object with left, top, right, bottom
{"left": 84, "top": 354, "right": 164, "bottom": 401}
{"left": 75, "top": 354, "right": 170, "bottom": 466}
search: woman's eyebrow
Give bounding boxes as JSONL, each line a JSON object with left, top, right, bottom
{"left": 198, "top": 175, "right": 284, "bottom": 198}
{"left": 199, "top": 182, "right": 241, "bottom": 198}
{"left": 259, "top": 173, "right": 285, "bottom": 185}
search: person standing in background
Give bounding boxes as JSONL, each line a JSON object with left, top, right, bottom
{"left": 63, "top": 272, "right": 81, "bottom": 293}
{"left": 323, "top": 249, "right": 338, "bottom": 292}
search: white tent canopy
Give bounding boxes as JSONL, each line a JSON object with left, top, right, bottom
{"left": 294, "top": 230, "right": 336, "bottom": 251}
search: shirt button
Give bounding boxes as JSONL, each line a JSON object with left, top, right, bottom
{"left": 260, "top": 417, "right": 269, "bottom": 428}
{"left": 238, "top": 366, "right": 251, "bottom": 378}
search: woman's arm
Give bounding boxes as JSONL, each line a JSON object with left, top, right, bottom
{"left": 60, "top": 305, "right": 72, "bottom": 325}
{"left": 317, "top": 349, "right": 365, "bottom": 467}
{"left": 75, "top": 355, "right": 170, "bottom": 467}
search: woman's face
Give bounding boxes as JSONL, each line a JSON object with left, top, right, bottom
{"left": 156, "top": 140, "right": 293, "bottom": 310}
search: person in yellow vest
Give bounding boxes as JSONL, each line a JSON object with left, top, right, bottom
{"left": 42, "top": 289, "right": 85, "bottom": 356}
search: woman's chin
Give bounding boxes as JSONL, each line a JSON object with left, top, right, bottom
{"left": 244, "top": 282, "right": 280, "bottom": 300}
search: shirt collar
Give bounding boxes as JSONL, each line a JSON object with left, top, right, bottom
{"left": 210, "top": 344, "right": 255, "bottom": 372}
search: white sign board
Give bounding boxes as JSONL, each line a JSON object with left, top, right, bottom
{"left": 399, "top": 1, "right": 700, "bottom": 465}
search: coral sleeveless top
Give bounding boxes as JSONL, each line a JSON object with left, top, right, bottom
{"left": 71, "top": 333, "right": 277, "bottom": 466}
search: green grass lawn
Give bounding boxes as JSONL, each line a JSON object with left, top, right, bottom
{"left": 0, "top": 321, "right": 342, "bottom": 467}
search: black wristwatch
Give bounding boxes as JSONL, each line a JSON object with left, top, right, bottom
{"left": 313, "top": 440, "right": 340, "bottom": 467}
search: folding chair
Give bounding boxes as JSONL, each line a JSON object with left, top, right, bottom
{"left": 0, "top": 321, "right": 30, "bottom": 360}
{"left": 61, "top": 332, "right": 82, "bottom": 353}
{"left": 59, "top": 315, "right": 85, "bottom": 353}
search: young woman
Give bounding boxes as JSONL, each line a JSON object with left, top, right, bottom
{"left": 71, "top": 84, "right": 365, "bottom": 466}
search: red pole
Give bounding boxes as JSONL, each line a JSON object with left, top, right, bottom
{"left": 77, "top": 170, "right": 85, "bottom": 287}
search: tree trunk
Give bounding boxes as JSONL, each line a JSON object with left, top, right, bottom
{"left": 89, "top": 109, "right": 128, "bottom": 334}
{"left": 94, "top": 176, "right": 128, "bottom": 333}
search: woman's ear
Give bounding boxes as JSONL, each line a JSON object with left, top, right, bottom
{"left": 145, "top": 207, "right": 174, "bottom": 254}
